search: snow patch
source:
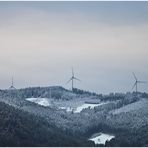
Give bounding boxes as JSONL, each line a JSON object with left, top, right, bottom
{"left": 60, "top": 102, "right": 108, "bottom": 113}
{"left": 89, "top": 133, "right": 115, "bottom": 145}
{"left": 75, "top": 103, "right": 106, "bottom": 113}
{"left": 26, "top": 98, "right": 50, "bottom": 107}
{"left": 60, "top": 107, "right": 74, "bottom": 112}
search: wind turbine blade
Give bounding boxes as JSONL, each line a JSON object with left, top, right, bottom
{"left": 137, "top": 81, "right": 147, "bottom": 83}
{"left": 132, "top": 72, "right": 137, "bottom": 81}
{"left": 66, "top": 78, "right": 72, "bottom": 84}
{"left": 132, "top": 82, "right": 137, "bottom": 90}
{"left": 72, "top": 67, "right": 74, "bottom": 77}
{"left": 74, "top": 77, "right": 81, "bottom": 81}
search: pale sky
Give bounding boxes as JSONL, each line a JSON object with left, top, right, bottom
{"left": 0, "top": 1, "right": 148, "bottom": 94}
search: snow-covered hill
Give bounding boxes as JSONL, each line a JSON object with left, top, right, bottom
{"left": 107, "top": 98, "right": 148, "bottom": 130}
{"left": 110, "top": 98, "right": 148, "bottom": 115}
{"left": 0, "top": 86, "right": 99, "bottom": 101}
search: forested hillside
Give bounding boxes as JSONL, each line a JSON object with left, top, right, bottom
{"left": 0, "top": 87, "right": 148, "bottom": 147}
{"left": 0, "top": 101, "right": 93, "bottom": 147}
{"left": 0, "top": 86, "right": 98, "bottom": 100}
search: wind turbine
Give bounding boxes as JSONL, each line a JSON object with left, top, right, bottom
{"left": 132, "top": 72, "right": 146, "bottom": 94}
{"left": 9, "top": 76, "right": 16, "bottom": 90}
{"left": 66, "top": 67, "right": 80, "bottom": 91}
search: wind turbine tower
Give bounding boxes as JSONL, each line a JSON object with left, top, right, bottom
{"left": 66, "top": 67, "right": 80, "bottom": 91}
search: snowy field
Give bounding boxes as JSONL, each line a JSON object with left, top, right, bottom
{"left": 25, "top": 97, "right": 107, "bottom": 113}
{"left": 89, "top": 133, "right": 115, "bottom": 145}
{"left": 110, "top": 98, "right": 148, "bottom": 115}
{"left": 74, "top": 103, "right": 107, "bottom": 113}
{"left": 26, "top": 98, "right": 51, "bottom": 107}
{"left": 60, "top": 102, "right": 108, "bottom": 113}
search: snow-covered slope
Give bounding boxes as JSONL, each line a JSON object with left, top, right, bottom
{"left": 26, "top": 98, "right": 50, "bottom": 107}
{"left": 74, "top": 102, "right": 108, "bottom": 113}
{"left": 107, "top": 98, "right": 148, "bottom": 130}
{"left": 110, "top": 98, "right": 148, "bottom": 115}
{"left": 26, "top": 97, "right": 105, "bottom": 113}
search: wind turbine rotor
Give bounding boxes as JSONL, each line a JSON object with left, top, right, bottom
{"left": 131, "top": 72, "right": 146, "bottom": 94}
